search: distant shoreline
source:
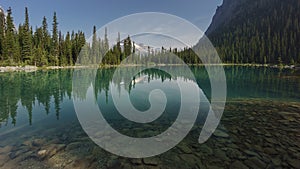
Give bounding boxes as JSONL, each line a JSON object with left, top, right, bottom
{"left": 0, "top": 64, "right": 298, "bottom": 73}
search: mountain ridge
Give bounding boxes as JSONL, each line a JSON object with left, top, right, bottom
{"left": 203, "top": 0, "right": 300, "bottom": 64}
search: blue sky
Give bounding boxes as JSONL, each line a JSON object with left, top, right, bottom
{"left": 1, "top": 0, "right": 222, "bottom": 37}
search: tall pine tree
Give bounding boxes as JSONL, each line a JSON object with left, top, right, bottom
{"left": 51, "top": 12, "right": 59, "bottom": 66}
{"left": 4, "top": 7, "right": 20, "bottom": 64}
{"left": 21, "top": 7, "right": 32, "bottom": 64}
{"left": 0, "top": 8, "right": 5, "bottom": 61}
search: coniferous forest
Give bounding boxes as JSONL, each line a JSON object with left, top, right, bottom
{"left": 0, "top": 7, "right": 86, "bottom": 66}
{"left": 0, "top": 7, "right": 201, "bottom": 66}
{"left": 204, "top": 0, "right": 300, "bottom": 65}
{"left": 0, "top": 2, "right": 299, "bottom": 67}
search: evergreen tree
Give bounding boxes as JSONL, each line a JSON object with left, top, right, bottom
{"left": 42, "top": 16, "right": 50, "bottom": 56}
{"left": 21, "top": 7, "right": 32, "bottom": 64}
{"left": 58, "top": 31, "right": 67, "bottom": 65}
{"left": 64, "top": 32, "right": 72, "bottom": 65}
{"left": 124, "top": 36, "right": 132, "bottom": 59}
{"left": 51, "top": 12, "right": 59, "bottom": 66}
{"left": 203, "top": 0, "right": 300, "bottom": 65}
{"left": 0, "top": 8, "right": 5, "bottom": 61}
{"left": 104, "top": 27, "right": 109, "bottom": 52}
{"left": 4, "top": 7, "right": 19, "bottom": 64}
{"left": 92, "top": 26, "right": 99, "bottom": 64}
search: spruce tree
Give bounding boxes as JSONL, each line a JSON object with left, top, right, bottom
{"left": 4, "top": 7, "right": 18, "bottom": 64}
{"left": 51, "top": 12, "right": 59, "bottom": 66}
{"left": 65, "top": 32, "right": 72, "bottom": 65}
{"left": 124, "top": 36, "right": 132, "bottom": 59}
{"left": 21, "top": 7, "right": 32, "bottom": 64}
{"left": 0, "top": 8, "right": 5, "bottom": 61}
{"left": 42, "top": 16, "right": 49, "bottom": 52}
{"left": 92, "top": 26, "right": 99, "bottom": 64}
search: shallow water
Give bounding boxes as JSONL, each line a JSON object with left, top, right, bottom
{"left": 0, "top": 66, "right": 299, "bottom": 169}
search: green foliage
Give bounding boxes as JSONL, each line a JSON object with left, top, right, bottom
{"left": 0, "top": 7, "right": 86, "bottom": 67}
{"left": 205, "top": 0, "right": 300, "bottom": 65}
{"left": 4, "top": 7, "right": 20, "bottom": 64}
{"left": 20, "top": 7, "right": 32, "bottom": 63}
{"left": 0, "top": 8, "right": 5, "bottom": 61}
{"left": 0, "top": 2, "right": 298, "bottom": 67}
{"left": 51, "top": 12, "right": 59, "bottom": 66}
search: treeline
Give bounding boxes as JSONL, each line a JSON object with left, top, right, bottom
{"left": 85, "top": 26, "right": 201, "bottom": 65}
{"left": 0, "top": 7, "right": 86, "bottom": 66}
{"left": 205, "top": 0, "right": 300, "bottom": 65}
{"left": 0, "top": 7, "right": 199, "bottom": 66}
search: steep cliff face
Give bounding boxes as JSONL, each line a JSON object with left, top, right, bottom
{"left": 202, "top": 0, "right": 300, "bottom": 64}
{"left": 0, "top": 6, "right": 5, "bottom": 28}
{"left": 206, "top": 0, "right": 247, "bottom": 35}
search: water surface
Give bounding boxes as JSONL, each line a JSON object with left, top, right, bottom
{"left": 0, "top": 66, "right": 299, "bottom": 169}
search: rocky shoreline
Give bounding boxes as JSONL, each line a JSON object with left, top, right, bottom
{"left": 0, "top": 66, "right": 38, "bottom": 73}
{"left": 0, "top": 64, "right": 299, "bottom": 73}
{"left": 0, "top": 99, "right": 299, "bottom": 169}
{"left": 0, "top": 66, "right": 91, "bottom": 73}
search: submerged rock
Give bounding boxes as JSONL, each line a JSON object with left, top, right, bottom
{"left": 177, "top": 144, "right": 192, "bottom": 154}
{"left": 213, "top": 129, "right": 229, "bottom": 138}
{"left": 244, "top": 157, "right": 267, "bottom": 169}
{"left": 130, "top": 158, "right": 143, "bottom": 165}
{"left": 143, "top": 157, "right": 159, "bottom": 166}
{"left": 0, "top": 146, "right": 13, "bottom": 154}
{"left": 287, "top": 159, "right": 300, "bottom": 168}
{"left": 214, "top": 149, "right": 229, "bottom": 161}
{"left": 199, "top": 144, "right": 213, "bottom": 155}
{"left": 230, "top": 161, "right": 249, "bottom": 169}
{"left": 37, "top": 150, "right": 47, "bottom": 159}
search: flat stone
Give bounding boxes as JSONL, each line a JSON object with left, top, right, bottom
{"left": 199, "top": 144, "right": 213, "bottom": 155}
{"left": 0, "top": 154, "right": 10, "bottom": 167}
{"left": 264, "top": 148, "right": 278, "bottom": 155}
{"left": 244, "top": 157, "right": 267, "bottom": 168}
{"left": 107, "top": 159, "right": 121, "bottom": 168}
{"left": 213, "top": 130, "right": 229, "bottom": 138}
{"left": 207, "top": 165, "right": 221, "bottom": 169}
{"left": 66, "top": 142, "right": 82, "bottom": 151}
{"left": 264, "top": 138, "right": 277, "bottom": 144}
{"left": 248, "top": 117, "right": 255, "bottom": 120}
{"left": 271, "top": 157, "right": 281, "bottom": 166}
{"left": 230, "top": 161, "right": 249, "bottom": 169}
{"left": 143, "top": 157, "right": 159, "bottom": 166}
{"left": 32, "top": 139, "right": 46, "bottom": 147}
{"left": 38, "top": 150, "right": 47, "bottom": 156}
{"left": 130, "top": 158, "right": 143, "bottom": 165}
{"left": 22, "top": 140, "right": 33, "bottom": 147}
{"left": 227, "top": 148, "right": 242, "bottom": 159}
{"left": 287, "top": 159, "right": 300, "bottom": 168}
{"left": 244, "top": 150, "right": 261, "bottom": 158}
{"left": 44, "top": 144, "right": 66, "bottom": 158}
{"left": 179, "top": 154, "right": 199, "bottom": 165}
{"left": 8, "top": 146, "right": 30, "bottom": 159}
{"left": 214, "top": 149, "right": 229, "bottom": 161}
{"left": 0, "top": 146, "right": 13, "bottom": 154}
{"left": 36, "top": 149, "right": 47, "bottom": 160}
{"left": 71, "top": 158, "right": 92, "bottom": 169}
{"left": 177, "top": 144, "right": 192, "bottom": 154}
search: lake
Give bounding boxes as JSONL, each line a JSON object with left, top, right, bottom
{"left": 0, "top": 66, "right": 299, "bottom": 169}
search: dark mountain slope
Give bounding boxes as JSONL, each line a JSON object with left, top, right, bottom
{"left": 203, "top": 0, "right": 300, "bottom": 64}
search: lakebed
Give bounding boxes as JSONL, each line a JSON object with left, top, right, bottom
{"left": 0, "top": 66, "right": 299, "bottom": 169}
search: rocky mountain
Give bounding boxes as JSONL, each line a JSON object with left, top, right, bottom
{"left": 0, "top": 6, "right": 5, "bottom": 22}
{"left": 201, "top": 0, "right": 300, "bottom": 64}
{"left": 206, "top": 0, "right": 247, "bottom": 35}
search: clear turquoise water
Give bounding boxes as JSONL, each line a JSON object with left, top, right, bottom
{"left": 0, "top": 66, "right": 299, "bottom": 168}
